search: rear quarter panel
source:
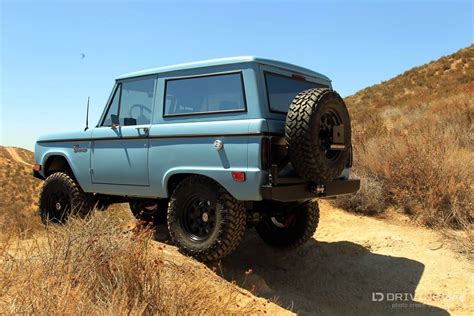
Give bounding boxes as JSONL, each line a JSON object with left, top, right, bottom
{"left": 148, "top": 120, "right": 266, "bottom": 200}
{"left": 148, "top": 63, "right": 266, "bottom": 200}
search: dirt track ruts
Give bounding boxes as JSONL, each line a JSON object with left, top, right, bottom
{"left": 220, "top": 201, "right": 473, "bottom": 315}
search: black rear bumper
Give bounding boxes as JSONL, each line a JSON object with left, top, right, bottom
{"left": 261, "top": 179, "right": 360, "bottom": 202}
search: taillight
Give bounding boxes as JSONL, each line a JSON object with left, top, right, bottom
{"left": 261, "top": 137, "right": 271, "bottom": 169}
{"left": 231, "top": 171, "right": 246, "bottom": 182}
{"left": 34, "top": 164, "right": 41, "bottom": 171}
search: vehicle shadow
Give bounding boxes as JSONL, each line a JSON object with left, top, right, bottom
{"left": 218, "top": 230, "right": 449, "bottom": 315}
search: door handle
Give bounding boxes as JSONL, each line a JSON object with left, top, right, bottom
{"left": 135, "top": 127, "right": 149, "bottom": 135}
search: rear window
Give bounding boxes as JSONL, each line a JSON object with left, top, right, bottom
{"left": 164, "top": 73, "right": 246, "bottom": 116}
{"left": 265, "top": 72, "right": 327, "bottom": 113}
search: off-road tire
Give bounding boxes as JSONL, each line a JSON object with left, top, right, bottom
{"left": 256, "top": 201, "right": 320, "bottom": 248}
{"left": 167, "top": 176, "right": 247, "bottom": 262}
{"left": 129, "top": 199, "right": 168, "bottom": 225}
{"left": 285, "top": 88, "right": 351, "bottom": 181}
{"left": 39, "top": 172, "right": 95, "bottom": 224}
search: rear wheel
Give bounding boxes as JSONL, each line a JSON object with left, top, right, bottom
{"left": 39, "top": 172, "right": 94, "bottom": 224}
{"left": 167, "top": 176, "right": 246, "bottom": 261}
{"left": 256, "top": 201, "right": 319, "bottom": 248}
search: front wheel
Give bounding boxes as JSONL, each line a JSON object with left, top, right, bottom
{"left": 256, "top": 201, "right": 320, "bottom": 248}
{"left": 39, "top": 172, "right": 94, "bottom": 224}
{"left": 167, "top": 176, "right": 247, "bottom": 262}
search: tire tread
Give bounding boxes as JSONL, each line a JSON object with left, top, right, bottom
{"left": 285, "top": 88, "right": 351, "bottom": 181}
{"left": 167, "top": 176, "right": 246, "bottom": 261}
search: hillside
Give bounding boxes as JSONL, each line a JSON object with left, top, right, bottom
{"left": 0, "top": 147, "right": 38, "bottom": 200}
{"left": 346, "top": 44, "right": 473, "bottom": 113}
{"left": 0, "top": 146, "right": 43, "bottom": 236}
{"left": 0, "top": 146, "right": 289, "bottom": 314}
{"left": 338, "top": 45, "right": 473, "bottom": 235}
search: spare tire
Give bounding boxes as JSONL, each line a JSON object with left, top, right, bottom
{"left": 285, "top": 88, "right": 351, "bottom": 181}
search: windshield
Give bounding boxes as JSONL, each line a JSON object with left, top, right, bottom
{"left": 265, "top": 72, "right": 328, "bottom": 113}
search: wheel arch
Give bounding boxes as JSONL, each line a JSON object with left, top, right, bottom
{"left": 161, "top": 167, "right": 264, "bottom": 201}
{"left": 164, "top": 170, "right": 232, "bottom": 198}
{"left": 43, "top": 154, "right": 79, "bottom": 182}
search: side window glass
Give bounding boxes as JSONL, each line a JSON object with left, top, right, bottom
{"left": 119, "top": 78, "right": 156, "bottom": 126}
{"left": 101, "top": 85, "right": 120, "bottom": 126}
{"left": 164, "top": 73, "right": 245, "bottom": 116}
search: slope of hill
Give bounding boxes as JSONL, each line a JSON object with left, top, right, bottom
{"left": 340, "top": 45, "right": 473, "bottom": 234}
{"left": 0, "top": 146, "right": 289, "bottom": 314}
{"left": 1, "top": 213, "right": 288, "bottom": 315}
{"left": 346, "top": 44, "right": 473, "bottom": 113}
{"left": 0, "top": 146, "right": 43, "bottom": 237}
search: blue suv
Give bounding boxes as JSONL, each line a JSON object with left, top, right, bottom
{"left": 34, "top": 57, "right": 359, "bottom": 261}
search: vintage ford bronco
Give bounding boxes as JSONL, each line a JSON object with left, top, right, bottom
{"left": 34, "top": 57, "right": 359, "bottom": 261}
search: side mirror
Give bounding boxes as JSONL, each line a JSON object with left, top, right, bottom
{"left": 111, "top": 114, "right": 120, "bottom": 128}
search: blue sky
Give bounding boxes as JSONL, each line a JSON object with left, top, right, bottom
{"left": 1, "top": 0, "right": 472, "bottom": 150}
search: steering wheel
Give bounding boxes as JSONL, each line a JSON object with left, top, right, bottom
{"left": 129, "top": 104, "right": 152, "bottom": 124}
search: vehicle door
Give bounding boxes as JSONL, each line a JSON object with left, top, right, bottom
{"left": 91, "top": 76, "right": 156, "bottom": 186}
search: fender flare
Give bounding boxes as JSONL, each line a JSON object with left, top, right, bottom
{"left": 162, "top": 167, "right": 233, "bottom": 197}
{"left": 42, "top": 152, "right": 80, "bottom": 181}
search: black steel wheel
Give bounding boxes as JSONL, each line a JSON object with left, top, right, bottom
{"left": 39, "top": 172, "right": 94, "bottom": 224}
{"left": 319, "top": 108, "right": 344, "bottom": 161}
{"left": 167, "top": 175, "right": 246, "bottom": 262}
{"left": 45, "top": 190, "right": 70, "bottom": 221}
{"left": 179, "top": 195, "right": 216, "bottom": 241}
{"left": 256, "top": 201, "right": 320, "bottom": 249}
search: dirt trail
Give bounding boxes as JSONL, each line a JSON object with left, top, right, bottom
{"left": 5, "top": 147, "right": 31, "bottom": 166}
{"left": 219, "top": 201, "right": 473, "bottom": 315}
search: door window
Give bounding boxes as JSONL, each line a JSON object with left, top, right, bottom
{"left": 102, "top": 85, "right": 120, "bottom": 126}
{"left": 119, "top": 78, "right": 156, "bottom": 125}
{"left": 101, "top": 78, "right": 156, "bottom": 127}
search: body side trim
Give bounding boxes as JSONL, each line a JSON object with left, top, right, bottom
{"left": 36, "top": 131, "right": 282, "bottom": 143}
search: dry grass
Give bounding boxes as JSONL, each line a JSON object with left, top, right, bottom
{"left": 0, "top": 212, "right": 256, "bottom": 315}
{"left": 338, "top": 45, "right": 474, "bottom": 246}
{"left": 0, "top": 147, "right": 270, "bottom": 315}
